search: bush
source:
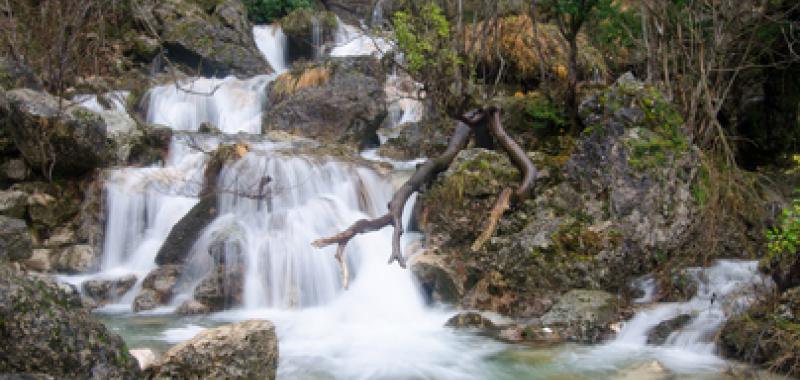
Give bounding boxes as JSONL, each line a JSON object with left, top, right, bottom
{"left": 243, "top": 0, "right": 313, "bottom": 24}
{"left": 767, "top": 195, "right": 800, "bottom": 262}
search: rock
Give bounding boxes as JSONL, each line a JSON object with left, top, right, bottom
{"left": 193, "top": 265, "right": 244, "bottom": 312}
{"left": 322, "top": 0, "right": 390, "bottom": 26}
{"left": 42, "top": 227, "right": 77, "bottom": 248}
{"left": 20, "top": 249, "right": 52, "bottom": 272}
{"left": 445, "top": 312, "right": 496, "bottom": 329}
{"left": 133, "top": 265, "right": 184, "bottom": 312}
{"left": 279, "top": 9, "right": 338, "bottom": 61}
{"left": 82, "top": 274, "right": 138, "bottom": 305}
{"left": 263, "top": 60, "right": 387, "bottom": 149}
{"left": 176, "top": 299, "right": 210, "bottom": 316}
{"left": 646, "top": 314, "right": 693, "bottom": 345}
{"left": 1, "top": 89, "right": 114, "bottom": 177}
{"left": 612, "top": 361, "right": 674, "bottom": 380}
{"left": 52, "top": 244, "right": 97, "bottom": 273}
{"left": 147, "top": 320, "right": 278, "bottom": 380}
{"left": 0, "top": 265, "right": 140, "bottom": 379}
{"left": 135, "top": 0, "right": 271, "bottom": 76}
{"left": 130, "top": 349, "right": 157, "bottom": 371}
{"left": 377, "top": 119, "right": 451, "bottom": 161}
{"left": 410, "top": 253, "right": 463, "bottom": 304}
{"left": 1, "top": 159, "right": 29, "bottom": 182}
{"left": 0, "top": 190, "right": 26, "bottom": 218}
{"left": 540, "top": 289, "right": 620, "bottom": 343}
{"left": 155, "top": 195, "right": 218, "bottom": 265}
{"left": 0, "top": 56, "right": 44, "bottom": 90}
{"left": 0, "top": 216, "right": 32, "bottom": 262}
{"left": 15, "top": 181, "right": 81, "bottom": 231}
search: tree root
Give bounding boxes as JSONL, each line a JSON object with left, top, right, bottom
{"left": 313, "top": 107, "right": 539, "bottom": 283}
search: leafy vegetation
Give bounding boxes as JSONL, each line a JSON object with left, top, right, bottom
{"left": 243, "top": 0, "right": 313, "bottom": 24}
{"left": 767, "top": 195, "right": 800, "bottom": 262}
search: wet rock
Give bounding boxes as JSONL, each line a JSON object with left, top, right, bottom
{"left": 445, "top": 312, "right": 496, "bottom": 329}
{"left": 147, "top": 320, "right": 278, "bottom": 380}
{"left": 176, "top": 299, "right": 210, "bottom": 316}
{"left": 193, "top": 264, "right": 244, "bottom": 312}
{"left": 263, "top": 60, "right": 387, "bottom": 149}
{"left": 656, "top": 268, "right": 699, "bottom": 302}
{"left": 135, "top": 0, "right": 271, "bottom": 76}
{"left": 20, "top": 249, "right": 51, "bottom": 272}
{"left": 0, "top": 190, "right": 26, "bottom": 218}
{"left": 155, "top": 195, "right": 218, "bottom": 265}
{"left": 130, "top": 349, "right": 158, "bottom": 371}
{"left": 82, "top": 274, "right": 138, "bottom": 305}
{"left": 646, "top": 314, "right": 693, "bottom": 345}
{"left": 52, "top": 244, "right": 97, "bottom": 273}
{"left": 540, "top": 289, "right": 620, "bottom": 343}
{"left": 0, "top": 216, "right": 31, "bottom": 262}
{"left": 280, "top": 9, "right": 338, "bottom": 61}
{"left": 410, "top": 253, "right": 463, "bottom": 304}
{"left": 133, "top": 265, "right": 184, "bottom": 312}
{"left": 612, "top": 360, "right": 674, "bottom": 380}
{"left": 0, "top": 265, "right": 141, "bottom": 379}
{"left": 1, "top": 89, "right": 114, "bottom": 177}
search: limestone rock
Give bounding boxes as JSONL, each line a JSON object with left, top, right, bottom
{"left": 445, "top": 312, "right": 496, "bottom": 329}
{"left": 176, "top": 299, "right": 210, "bottom": 316}
{"left": 0, "top": 266, "right": 140, "bottom": 379}
{"left": 20, "top": 249, "right": 52, "bottom": 272}
{"left": 540, "top": 289, "right": 620, "bottom": 343}
{"left": 0, "top": 190, "right": 27, "bottom": 218}
{"left": 82, "top": 274, "right": 138, "bottom": 305}
{"left": 147, "top": 320, "right": 278, "bottom": 380}
{"left": 410, "top": 253, "right": 463, "bottom": 304}
{"left": 646, "top": 314, "right": 693, "bottom": 345}
{"left": 130, "top": 349, "right": 157, "bottom": 371}
{"left": 133, "top": 265, "right": 184, "bottom": 312}
{"left": 52, "top": 244, "right": 97, "bottom": 273}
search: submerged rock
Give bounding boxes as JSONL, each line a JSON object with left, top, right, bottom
{"left": 0, "top": 266, "right": 140, "bottom": 379}
{"left": 82, "top": 274, "right": 138, "bottom": 305}
{"left": 646, "top": 314, "right": 692, "bottom": 345}
{"left": 146, "top": 320, "right": 278, "bottom": 380}
{"left": 0, "top": 216, "right": 31, "bottom": 262}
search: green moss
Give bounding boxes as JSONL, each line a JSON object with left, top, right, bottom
{"left": 691, "top": 163, "right": 710, "bottom": 207}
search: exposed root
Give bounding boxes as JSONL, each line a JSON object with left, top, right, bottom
{"left": 471, "top": 187, "right": 512, "bottom": 251}
{"left": 312, "top": 122, "right": 473, "bottom": 269}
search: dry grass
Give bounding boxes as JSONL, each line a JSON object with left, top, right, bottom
{"left": 271, "top": 66, "right": 331, "bottom": 101}
{"left": 467, "top": 15, "right": 608, "bottom": 84}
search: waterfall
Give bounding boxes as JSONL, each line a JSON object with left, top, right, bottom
{"left": 311, "top": 16, "right": 322, "bottom": 60}
{"left": 331, "top": 20, "right": 391, "bottom": 57}
{"left": 253, "top": 25, "right": 289, "bottom": 73}
{"left": 146, "top": 75, "right": 272, "bottom": 134}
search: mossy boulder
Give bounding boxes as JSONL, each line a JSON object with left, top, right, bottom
{"left": 1, "top": 89, "right": 115, "bottom": 177}
{"left": 540, "top": 289, "right": 621, "bottom": 343}
{"left": 0, "top": 265, "right": 140, "bottom": 379}
{"left": 135, "top": 0, "right": 271, "bottom": 76}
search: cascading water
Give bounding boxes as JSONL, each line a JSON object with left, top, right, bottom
{"left": 253, "top": 24, "right": 289, "bottom": 73}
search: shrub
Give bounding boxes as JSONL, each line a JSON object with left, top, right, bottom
{"left": 767, "top": 195, "right": 800, "bottom": 262}
{"left": 243, "top": 0, "right": 313, "bottom": 24}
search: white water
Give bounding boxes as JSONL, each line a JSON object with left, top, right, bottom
{"left": 331, "top": 22, "right": 392, "bottom": 57}
{"left": 253, "top": 24, "right": 289, "bottom": 73}
{"left": 146, "top": 75, "right": 273, "bottom": 134}
{"left": 564, "top": 260, "right": 773, "bottom": 375}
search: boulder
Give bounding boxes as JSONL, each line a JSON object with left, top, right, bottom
{"left": 155, "top": 195, "right": 218, "bottom": 265}
{"left": 0, "top": 190, "right": 26, "bottom": 218}
{"left": 193, "top": 264, "right": 244, "bottom": 312}
{"left": 176, "top": 299, "right": 210, "bottom": 316}
{"left": 82, "top": 274, "right": 138, "bottom": 305}
{"left": 20, "top": 249, "right": 51, "bottom": 272}
{"left": 646, "top": 314, "right": 693, "bottom": 345}
{"left": 135, "top": 0, "right": 271, "bottom": 76}
{"left": 1, "top": 89, "right": 114, "bottom": 177}
{"left": 42, "top": 227, "right": 78, "bottom": 248}
{"left": 410, "top": 253, "right": 463, "bottom": 305}
{"left": 445, "top": 312, "right": 496, "bottom": 329}
{"left": 147, "top": 320, "right": 278, "bottom": 380}
{"left": 377, "top": 120, "right": 451, "bottom": 161}
{"left": 0, "top": 265, "right": 140, "bottom": 379}
{"left": 133, "top": 265, "right": 184, "bottom": 312}
{"left": 52, "top": 244, "right": 97, "bottom": 273}
{"left": 263, "top": 60, "right": 387, "bottom": 149}
{"left": 322, "top": 0, "right": 391, "bottom": 26}
{"left": 1, "top": 159, "right": 29, "bottom": 182}
{"left": 14, "top": 181, "right": 81, "bottom": 232}
{"left": 0, "top": 216, "right": 32, "bottom": 262}
{"left": 540, "top": 289, "right": 620, "bottom": 343}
